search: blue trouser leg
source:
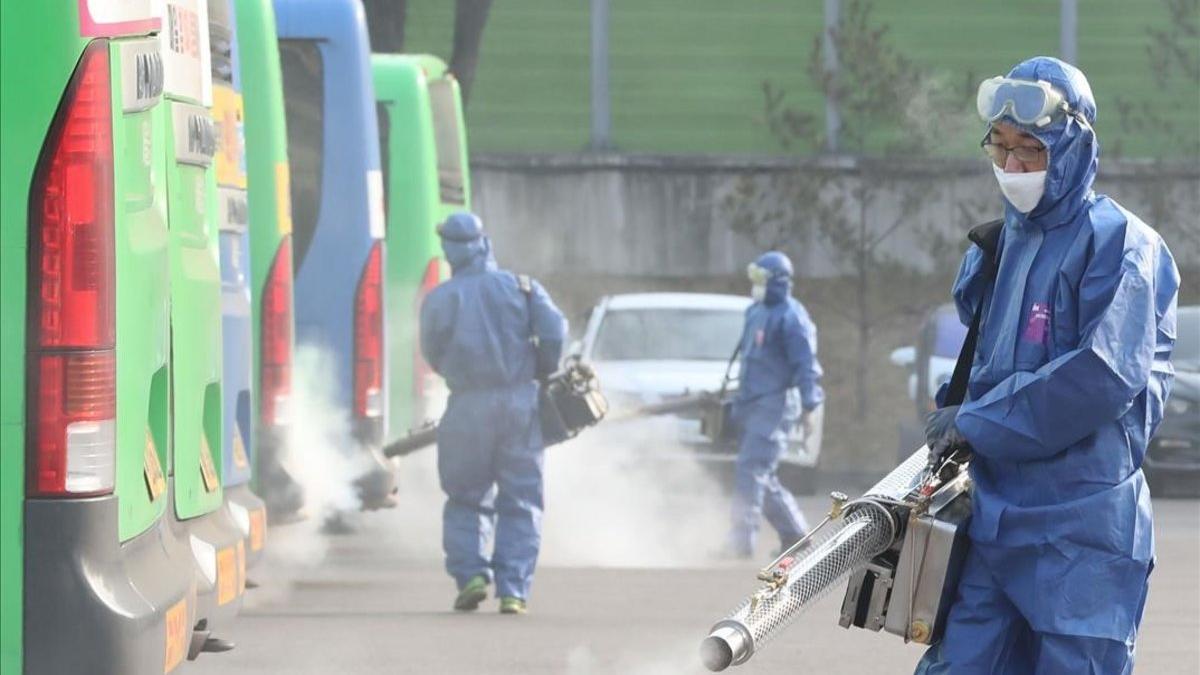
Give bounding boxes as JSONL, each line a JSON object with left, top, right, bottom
{"left": 730, "top": 430, "right": 771, "bottom": 555}
{"left": 919, "top": 540, "right": 1150, "bottom": 675}
{"left": 915, "top": 545, "right": 1033, "bottom": 675}
{"left": 1029, "top": 554, "right": 1147, "bottom": 675}
{"left": 437, "top": 395, "right": 496, "bottom": 589}
{"left": 761, "top": 470, "right": 808, "bottom": 545}
{"left": 731, "top": 411, "right": 807, "bottom": 554}
{"left": 491, "top": 403, "right": 544, "bottom": 600}
{"left": 1034, "top": 634, "right": 1135, "bottom": 675}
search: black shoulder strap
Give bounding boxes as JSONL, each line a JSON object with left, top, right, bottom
{"left": 719, "top": 343, "right": 741, "bottom": 396}
{"left": 720, "top": 308, "right": 755, "bottom": 396}
{"left": 943, "top": 219, "right": 1004, "bottom": 407}
{"left": 517, "top": 274, "right": 538, "bottom": 346}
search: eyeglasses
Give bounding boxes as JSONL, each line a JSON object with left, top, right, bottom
{"left": 980, "top": 137, "right": 1046, "bottom": 167}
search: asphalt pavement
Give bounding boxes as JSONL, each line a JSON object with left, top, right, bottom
{"left": 190, "top": 450, "right": 1200, "bottom": 675}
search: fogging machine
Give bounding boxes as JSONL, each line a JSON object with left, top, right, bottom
{"left": 382, "top": 357, "right": 609, "bottom": 458}
{"left": 700, "top": 447, "right": 972, "bottom": 671}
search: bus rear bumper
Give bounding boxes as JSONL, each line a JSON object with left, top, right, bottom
{"left": 169, "top": 500, "right": 246, "bottom": 640}
{"left": 24, "top": 488, "right": 197, "bottom": 675}
{"left": 224, "top": 482, "right": 268, "bottom": 570}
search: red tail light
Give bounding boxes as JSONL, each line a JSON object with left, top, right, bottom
{"left": 27, "top": 41, "right": 117, "bottom": 497}
{"left": 413, "top": 257, "right": 441, "bottom": 397}
{"left": 260, "top": 237, "right": 293, "bottom": 427}
{"left": 353, "top": 241, "right": 384, "bottom": 418}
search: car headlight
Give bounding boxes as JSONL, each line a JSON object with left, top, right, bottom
{"left": 1167, "top": 397, "right": 1195, "bottom": 416}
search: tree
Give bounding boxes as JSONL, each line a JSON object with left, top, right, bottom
{"left": 447, "top": 0, "right": 494, "bottom": 106}
{"left": 1111, "top": 0, "right": 1200, "bottom": 159}
{"left": 1110, "top": 0, "right": 1200, "bottom": 299}
{"left": 723, "top": 0, "right": 974, "bottom": 422}
{"left": 360, "top": 0, "right": 494, "bottom": 106}
{"left": 362, "top": 0, "right": 408, "bottom": 53}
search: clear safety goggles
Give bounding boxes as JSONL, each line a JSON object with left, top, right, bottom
{"left": 747, "top": 263, "right": 771, "bottom": 285}
{"left": 976, "top": 76, "right": 1077, "bottom": 128}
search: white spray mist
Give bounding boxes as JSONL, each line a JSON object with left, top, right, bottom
{"left": 542, "top": 415, "right": 734, "bottom": 568}
{"left": 246, "top": 345, "right": 381, "bottom": 606}
{"left": 365, "top": 405, "right": 741, "bottom": 569}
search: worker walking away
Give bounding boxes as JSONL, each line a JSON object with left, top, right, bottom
{"left": 916, "top": 57, "right": 1179, "bottom": 674}
{"left": 419, "top": 212, "right": 567, "bottom": 615}
{"left": 728, "top": 251, "right": 825, "bottom": 558}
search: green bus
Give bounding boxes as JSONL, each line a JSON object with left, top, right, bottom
{"left": 371, "top": 54, "right": 470, "bottom": 438}
{"left": 209, "top": 0, "right": 280, "bottom": 574}
{"left": 157, "top": 0, "right": 245, "bottom": 648}
{"left": 233, "top": 0, "right": 302, "bottom": 526}
{"left": 1, "top": 1, "right": 197, "bottom": 672}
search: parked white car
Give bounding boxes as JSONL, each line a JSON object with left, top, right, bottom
{"left": 570, "top": 292, "right": 820, "bottom": 493}
{"left": 889, "top": 304, "right": 967, "bottom": 417}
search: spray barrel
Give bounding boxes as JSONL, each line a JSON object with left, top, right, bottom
{"left": 616, "top": 390, "right": 721, "bottom": 419}
{"left": 700, "top": 449, "right": 932, "bottom": 671}
{"left": 382, "top": 423, "right": 438, "bottom": 458}
{"left": 701, "top": 508, "right": 894, "bottom": 671}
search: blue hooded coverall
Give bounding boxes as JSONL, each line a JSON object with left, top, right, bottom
{"left": 729, "top": 252, "right": 824, "bottom": 555}
{"left": 916, "top": 58, "right": 1180, "bottom": 674}
{"left": 419, "top": 213, "right": 566, "bottom": 601}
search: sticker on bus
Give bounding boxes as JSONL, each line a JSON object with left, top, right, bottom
{"left": 216, "top": 546, "right": 238, "bottom": 605}
{"left": 144, "top": 428, "right": 166, "bottom": 501}
{"left": 163, "top": 597, "right": 189, "bottom": 672}
{"left": 249, "top": 508, "right": 266, "bottom": 552}
{"left": 212, "top": 85, "right": 247, "bottom": 188}
{"left": 275, "top": 162, "right": 293, "bottom": 235}
{"left": 199, "top": 434, "right": 220, "bottom": 493}
{"left": 231, "top": 422, "right": 249, "bottom": 469}
{"left": 157, "top": 0, "right": 212, "bottom": 105}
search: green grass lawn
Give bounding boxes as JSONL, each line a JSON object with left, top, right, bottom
{"left": 401, "top": 0, "right": 1199, "bottom": 158}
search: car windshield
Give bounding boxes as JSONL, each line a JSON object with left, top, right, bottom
{"left": 1176, "top": 307, "right": 1199, "bottom": 369}
{"left": 592, "top": 308, "right": 743, "bottom": 361}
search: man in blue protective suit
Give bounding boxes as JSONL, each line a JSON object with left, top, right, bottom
{"left": 419, "top": 212, "right": 567, "bottom": 615}
{"left": 916, "top": 57, "right": 1180, "bottom": 674}
{"left": 727, "top": 251, "right": 824, "bottom": 558}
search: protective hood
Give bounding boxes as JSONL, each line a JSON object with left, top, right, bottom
{"left": 753, "top": 251, "right": 794, "bottom": 306}
{"left": 439, "top": 212, "right": 497, "bottom": 275}
{"left": 995, "top": 57, "right": 1098, "bottom": 229}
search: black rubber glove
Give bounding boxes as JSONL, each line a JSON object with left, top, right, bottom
{"left": 924, "top": 405, "right": 967, "bottom": 466}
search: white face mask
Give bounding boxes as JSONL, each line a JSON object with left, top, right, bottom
{"left": 751, "top": 284, "right": 766, "bottom": 302}
{"left": 992, "top": 163, "right": 1046, "bottom": 214}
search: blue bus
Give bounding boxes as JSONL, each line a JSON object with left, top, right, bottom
{"left": 275, "top": 0, "right": 394, "bottom": 510}
{"left": 210, "top": 0, "right": 268, "bottom": 568}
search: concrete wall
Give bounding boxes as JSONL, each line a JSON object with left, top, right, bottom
{"left": 470, "top": 153, "right": 1200, "bottom": 281}
{"left": 467, "top": 154, "right": 1198, "bottom": 474}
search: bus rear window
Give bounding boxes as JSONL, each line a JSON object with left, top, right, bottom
{"left": 278, "top": 39, "right": 323, "bottom": 269}
{"left": 428, "top": 78, "right": 465, "bottom": 206}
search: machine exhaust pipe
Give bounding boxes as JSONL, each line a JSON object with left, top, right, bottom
{"left": 700, "top": 623, "right": 751, "bottom": 671}
{"left": 699, "top": 508, "right": 895, "bottom": 671}
{"left": 700, "top": 450, "right": 934, "bottom": 671}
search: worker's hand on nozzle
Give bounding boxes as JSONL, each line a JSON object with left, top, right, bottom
{"left": 924, "top": 405, "right": 967, "bottom": 467}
